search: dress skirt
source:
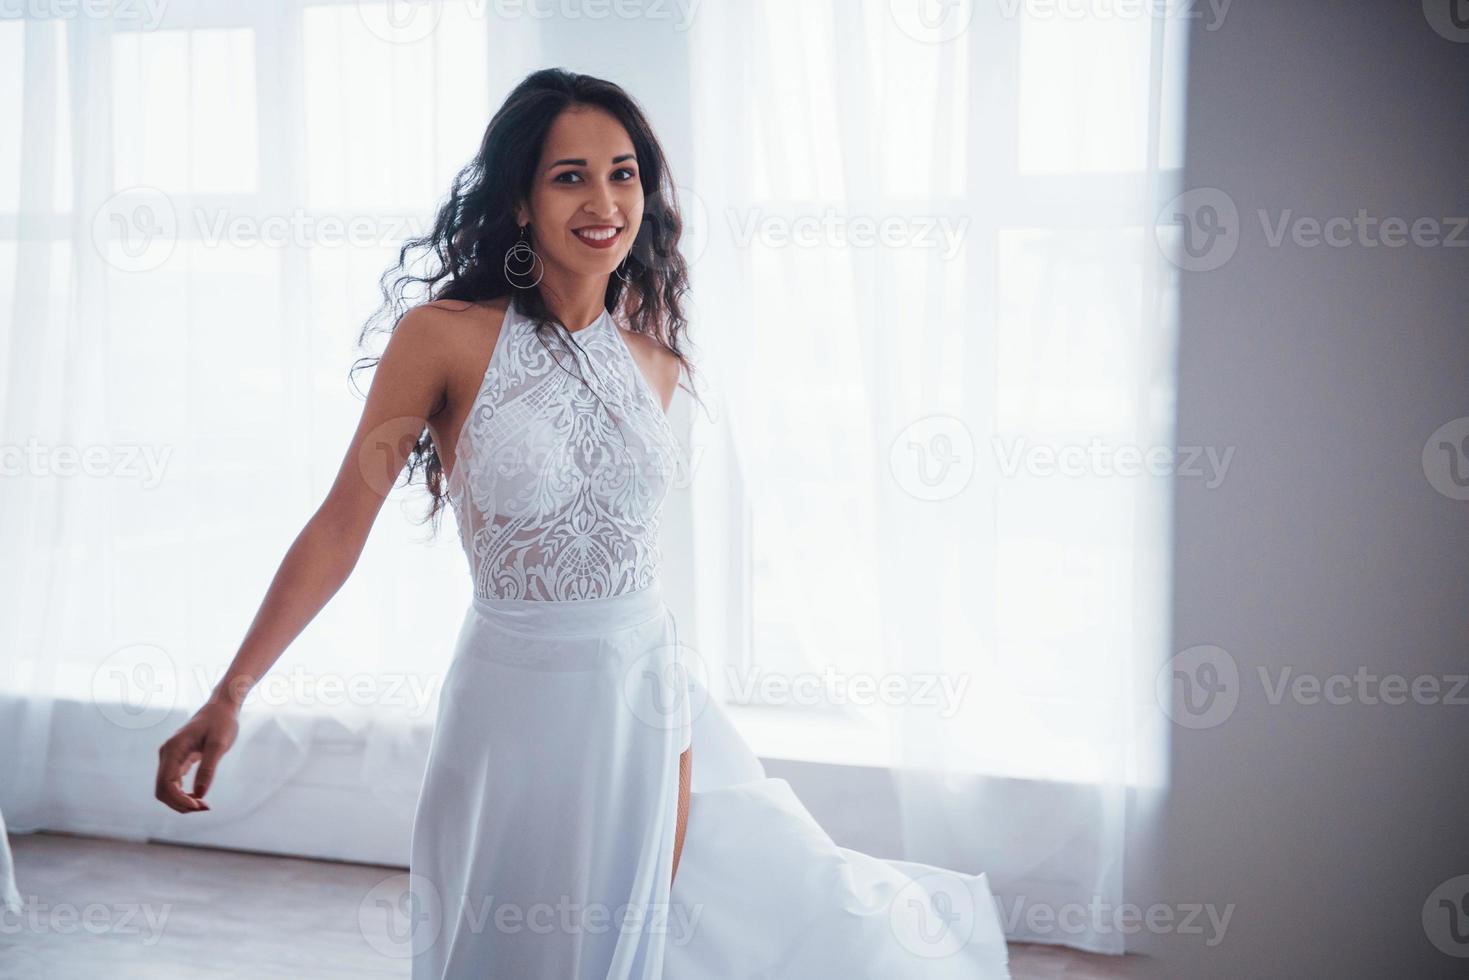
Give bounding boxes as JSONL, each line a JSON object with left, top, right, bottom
{"left": 408, "top": 581, "right": 690, "bottom": 980}
{"left": 408, "top": 579, "right": 1013, "bottom": 979}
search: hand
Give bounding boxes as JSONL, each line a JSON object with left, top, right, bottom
{"left": 155, "top": 701, "right": 240, "bottom": 813}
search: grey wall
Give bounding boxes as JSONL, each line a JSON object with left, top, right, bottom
{"left": 1152, "top": 3, "right": 1469, "bottom": 977}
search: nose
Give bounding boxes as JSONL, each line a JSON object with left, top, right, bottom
{"left": 584, "top": 181, "right": 618, "bottom": 222}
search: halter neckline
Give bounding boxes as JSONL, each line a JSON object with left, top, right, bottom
{"left": 509, "top": 295, "right": 613, "bottom": 336}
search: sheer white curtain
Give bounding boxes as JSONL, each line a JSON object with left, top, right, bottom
{"left": 683, "top": 0, "right": 1187, "bottom": 954}
{"left": 2, "top": 0, "right": 1186, "bottom": 957}
{"left": 0, "top": 3, "right": 549, "bottom": 854}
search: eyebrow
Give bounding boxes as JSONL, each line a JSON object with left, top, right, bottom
{"left": 548, "top": 153, "right": 637, "bottom": 168}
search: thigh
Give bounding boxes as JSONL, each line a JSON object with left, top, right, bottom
{"left": 672, "top": 742, "right": 691, "bottom": 884}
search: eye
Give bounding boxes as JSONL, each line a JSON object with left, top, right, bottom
{"left": 552, "top": 168, "right": 637, "bottom": 185}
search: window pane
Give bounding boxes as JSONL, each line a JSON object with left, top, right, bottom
{"left": 302, "top": 3, "right": 490, "bottom": 210}
{"left": 112, "top": 27, "right": 259, "bottom": 194}
{"left": 1017, "top": 13, "right": 1152, "bottom": 174}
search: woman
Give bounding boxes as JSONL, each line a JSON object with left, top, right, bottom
{"left": 154, "top": 68, "right": 1010, "bottom": 979}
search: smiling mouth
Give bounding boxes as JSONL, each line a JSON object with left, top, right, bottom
{"left": 574, "top": 225, "right": 623, "bottom": 245}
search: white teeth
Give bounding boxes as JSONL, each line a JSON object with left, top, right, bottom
{"left": 576, "top": 227, "right": 619, "bottom": 241}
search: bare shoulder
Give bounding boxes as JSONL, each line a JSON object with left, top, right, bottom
{"left": 619, "top": 326, "right": 683, "bottom": 412}
{"left": 387, "top": 298, "right": 507, "bottom": 368}
{"left": 400, "top": 296, "right": 509, "bottom": 342}
{"left": 370, "top": 299, "right": 507, "bottom": 422}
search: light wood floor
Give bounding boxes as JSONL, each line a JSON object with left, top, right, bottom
{"left": 1, "top": 832, "right": 1142, "bottom": 979}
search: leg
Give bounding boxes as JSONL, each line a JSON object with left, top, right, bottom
{"left": 671, "top": 741, "right": 691, "bottom": 886}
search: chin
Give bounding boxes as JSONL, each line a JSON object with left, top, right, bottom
{"left": 565, "top": 255, "right": 625, "bottom": 278}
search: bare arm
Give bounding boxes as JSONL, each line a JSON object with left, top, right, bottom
{"left": 155, "top": 306, "right": 448, "bottom": 813}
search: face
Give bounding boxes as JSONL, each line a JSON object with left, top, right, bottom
{"left": 517, "top": 105, "right": 644, "bottom": 283}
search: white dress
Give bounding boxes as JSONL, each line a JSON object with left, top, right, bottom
{"left": 407, "top": 295, "right": 1011, "bottom": 979}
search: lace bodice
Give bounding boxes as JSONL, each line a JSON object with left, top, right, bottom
{"left": 445, "top": 297, "right": 689, "bottom": 602}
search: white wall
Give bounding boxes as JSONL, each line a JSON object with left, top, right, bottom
{"left": 1152, "top": 3, "right": 1469, "bottom": 977}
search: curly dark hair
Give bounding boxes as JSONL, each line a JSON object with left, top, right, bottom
{"left": 349, "top": 67, "right": 705, "bottom": 530}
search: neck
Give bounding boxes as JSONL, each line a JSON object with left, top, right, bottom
{"left": 534, "top": 274, "right": 611, "bottom": 333}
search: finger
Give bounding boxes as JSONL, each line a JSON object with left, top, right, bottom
{"left": 156, "top": 740, "right": 206, "bottom": 813}
{"left": 153, "top": 744, "right": 184, "bottom": 809}
{"left": 182, "top": 749, "right": 210, "bottom": 808}
{"left": 191, "top": 743, "right": 220, "bottom": 800}
{"left": 154, "top": 758, "right": 195, "bottom": 811}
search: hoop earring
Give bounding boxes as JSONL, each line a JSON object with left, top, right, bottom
{"left": 504, "top": 224, "right": 543, "bottom": 289}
